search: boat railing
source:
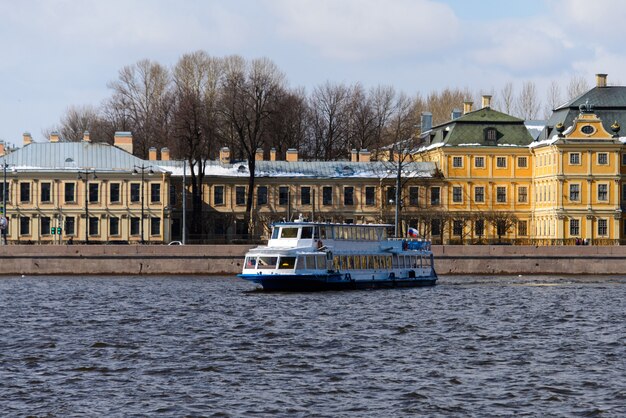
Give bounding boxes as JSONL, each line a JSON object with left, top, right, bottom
{"left": 388, "top": 238, "right": 432, "bottom": 251}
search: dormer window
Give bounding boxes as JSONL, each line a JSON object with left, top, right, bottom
{"left": 485, "top": 128, "right": 497, "bottom": 142}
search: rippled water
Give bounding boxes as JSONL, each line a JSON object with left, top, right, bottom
{"left": 1, "top": 275, "right": 624, "bottom": 417}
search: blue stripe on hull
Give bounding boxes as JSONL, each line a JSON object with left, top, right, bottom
{"left": 238, "top": 273, "right": 437, "bottom": 291}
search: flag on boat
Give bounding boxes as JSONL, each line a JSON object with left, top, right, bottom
{"left": 408, "top": 227, "right": 419, "bottom": 237}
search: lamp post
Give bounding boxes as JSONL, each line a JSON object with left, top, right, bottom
{"left": 78, "top": 169, "right": 97, "bottom": 244}
{"left": 1, "top": 162, "right": 11, "bottom": 245}
{"left": 133, "top": 164, "right": 153, "bottom": 244}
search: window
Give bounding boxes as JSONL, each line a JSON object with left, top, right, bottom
{"left": 569, "top": 153, "right": 581, "bottom": 165}
{"left": 598, "top": 218, "right": 608, "bottom": 236}
{"left": 40, "top": 182, "right": 51, "bottom": 203}
{"left": 110, "top": 183, "right": 121, "bottom": 203}
{"left": 0, "top": 183, "right": 9, "bottom": 203}
{"left": 322, "top": 186, "right": 333, "bottom": 206}
{"left": 257, "top": 186, "right": 268, "bottom": 205}
{"left": 19, "top": 216, "right": 30, "bottom": 235}
{"left": 88, "top": 217, "right": 99, "bottom": 236}
{"left": 598, "top": 153, "right": 608, "bottom": 165}
{"left": 20, "top": 183, "right": 30, "bottom": 203}
{"left": 130, "top": 183, "right": 140, "bottom": 203}
{"left": 452, "top": 186, "right": 463, "bottom": 203}
{"left": 496, "top": 157, "right": 507, "bottom": 168}
{"left": 496, "top": 186, "right": 507, "bottom": 203}
{"left": 430, "top": 187, "right": 440, "bottom": 205}
{"left": 474, "top": 156, "right": 485, "bottom": 168}
{"left": 474, "top": 186, "right": 485, "bottom": 203}
{"left": 88, "top": 183, "right": 99, "bottom": 203}
{"left": 65, "top": 183, "right": 76, "bottom": 203}
{"left": 518, "top": 220, "right": 528, "bottom": 236}
{"left": 453, "top": 220, "right": 463, "bottom": 236}
{"left": 151, "top": 217, "right": 160, "bottom": 235}
{"left": 110, "top": 217, "right": 120, "bottom": 236}
{"left": 598, "top": 184, "right": 608, "bottom": 201}
{"left": 517, "top": 156, "right": 528, "bottom": 168}
{"left": 452, "top": 156, "right": 463, "bottom": 168}
{"left": 409, "top": 186, "right": 419, "bottom": 206}
{"left": 486, "top": 128, "right": 497, "bottom": 142}
{"left": 65, "top": 216, "right": 75, "bottom": 235}
{"left": 365, "top": 186, "right": 375, "bottom": 206}
{"left": 475, "top": 219, "right": 484, "bottom": 236}
{"left": 343, "top": 187, "right": 354, "bottom": 206}
{"left": 623, "top": 184, "right": 626, "bottom": 201}
{"left": 130, "top": 217, "right": 140, "bottom": 236}
{"left": 236, "top": 186, "right": 246, "bottom": 206}
{"left": 214, "top": 185, "right": 224, "bottom": 205}
{"left": 386, "top": 187, "right": 396, "bottom": 204}
{"left": 279, "top": 186, "right": 289, "bottom": 205}
{"left": 169, "top": 184, "right": 176, "bottom": 206}
{"left": 570, "top": 219, "right": 580, "bottom": 236}
{"left": 150, "top": 183, "right": 160, "bottom": 203}
{"left": 569, "top": 184, "right": 580, "bottom": 201}
{"left": 518, "top": 186, "right": 528, "bottom": 203}
{"left": 41, "top": 216, "right": 51, "bottom": 235}
{"left": 622, "top": 154, "right": 626, "bottom": 166}
{"left": 431, "top": 219, "right": 441, "bottom": 236}
{"left": 300, "top": 187, "right": 311, "bottom": 205}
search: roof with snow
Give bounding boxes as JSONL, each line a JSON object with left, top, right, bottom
{"left": 0, "top": 141, "right": 166, "bottom": 173}
{"left": 418, "top": 107, "right": 534, "bottom": 148}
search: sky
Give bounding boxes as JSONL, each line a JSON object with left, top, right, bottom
{"left": 2, "top": 0, "right": 626, "bottom": 147}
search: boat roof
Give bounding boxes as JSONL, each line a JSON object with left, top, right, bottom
{"left": 273, "top": 221, "right": 393, "bottom": 228}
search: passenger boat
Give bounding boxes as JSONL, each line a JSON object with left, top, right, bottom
{"left": 238, "top": 220, "right": 437, "bottom": 291}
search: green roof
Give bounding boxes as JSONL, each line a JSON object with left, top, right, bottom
{"left": 422, "top": 107, "right": 534, "bottom": 147}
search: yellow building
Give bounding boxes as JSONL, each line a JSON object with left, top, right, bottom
{"left": 0, "top": 132, "right": 171, "bottom": 244}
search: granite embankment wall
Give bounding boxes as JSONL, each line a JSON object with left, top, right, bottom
{"left": 0, "top": 244, "right": 625, "bottom": 276}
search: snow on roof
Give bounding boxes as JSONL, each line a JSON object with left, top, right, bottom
{"left": 528, "top": 136, "right": 559, "bottom": 148}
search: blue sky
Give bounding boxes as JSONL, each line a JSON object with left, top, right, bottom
{"left": 1, "top": 0, "right": 624, "bottom": 146}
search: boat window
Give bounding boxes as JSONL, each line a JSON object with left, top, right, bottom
{"left": 316, "top": 255, "right": 326, "bottom": 270}
{"left": 312, "top": 227, "right": 319, "bottom": 239}
{"left": 398, "top": 256, "right": 405, "bottom": 268}
{"left": 278, "top": 257, "right": 296, "bottom": 269}
{"left": 257, "top": 257, "right": 278, "bottom": 269}
{"left": 320, "top": 226, "right": 328, "bottom": 239}
{"left": 301, "top": 226, "right": 313, "bottom": 239}
{"left": 245, "top": 257, "right": 257, "bottom": 269}
{"left": 333, "top": 256, "right": 340, "bottom": 270}
{"left": 295, "top": 256, "right": 306, "bottom": 271}
{"left": 373, "top": 256, "right": 379, "bottom": 269}
{"left": 280, "top": 227, "right": 299, "bottom": 238}
{"left": 305, "top": 255, "right": 315, "bottom": 269}
{"left": 385, "top": 256, "right": 392, "bottom": 269}
{"left": 271, "top": 227, "right": 279, "bottom": 240}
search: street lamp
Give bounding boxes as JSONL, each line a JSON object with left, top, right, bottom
{"left": 133, "top": 164, "right": 154, "bottom": 244}
{"left": 1, "top": 161, "right": 12, "bottom": 245}
{"left": 78, "top": 169, "right": 97, "bottom": 244}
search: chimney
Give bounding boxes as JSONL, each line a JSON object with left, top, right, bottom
{"left": 451, "top": 108, "right": 462, "bottom": 120}
{"left": 255, "top": 148, "right": 264, "bottom": 161}
{"left": 286, "top": 148, "right": 298, "bottom": 162}
{"left": 0, "top": 141, "right": 5, "bottom": 157}
{"left": 596, "top": 73, "right": 608, "bottom": 88}
{"left": 463, "top": 101, "right": 474, "bottom": 114}
{"left": 23, "top": 132, "right": 32, "bottom": 146}
{"left": 481, "top": 95, "right": 492, "bottom": 109}
{"left": 270, "top": 148, "right": 277, "bottom": 161}
{"left": 113, "top": 131, "right": 133, "bottom": 154}
{"left": 148, "top": 147, "right": 157, "bottom": 161}
{"left": 351, "top": 149, "right": 358, "bottom": 162}
{"left": 359, "top": 149, "right": 371, "bottom": 162}
{"left": 161, "top": 147, "right": 170, "bottom": 161}
{"left": 82, "top": 131, "right": 91, "bottom": 142}
{"left": 50, "top": 131, "right": 60, "bottom": 143}
{"left": 421, "top": 112, "right": 433, "bottom": 132}
{"left": 219, "top": 147, "right": 231, "bottom": 164}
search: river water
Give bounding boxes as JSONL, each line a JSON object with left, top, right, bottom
{"left": 1, "top": 275, "right": 624, "bottom": 417}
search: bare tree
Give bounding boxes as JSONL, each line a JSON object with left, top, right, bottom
{"left": 515, "top": 81, "right": 540, "bottom": 120}
{"left": 220, "top": 55, "right": 286, "bottom": 233}
{"left": 309, "top": 81, "right": 352, "bottom": 160}
{"left": 566, "top": 75, "right": 590, "bottom": 101}
{"left": 499, "top": 82, "right": 515, "bottom": 114}
{"left": 485, "top": 211, "right": 518, "bottom": 242}
{"left": 426, "top": 87, "right": 468, "bottom": 125}
{"left": 544, "top": 80, "right": 562, "bottom": 118}
{"left": 106, "top": 59, "right": 173, "bottom": 157}
{"left": 265, "top": 87, "right": 309, "bottom": 159}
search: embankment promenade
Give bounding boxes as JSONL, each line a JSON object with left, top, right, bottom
{"left": 0, "top": 244, "right": 625, "bottom": 276}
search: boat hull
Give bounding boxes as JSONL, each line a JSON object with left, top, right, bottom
{"left": 238, "top": 273, "right": 437, "bottom": 291}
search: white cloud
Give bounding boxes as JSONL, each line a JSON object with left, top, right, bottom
{"left": 267, "top": 0, "right": 460, "bottom": 61}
